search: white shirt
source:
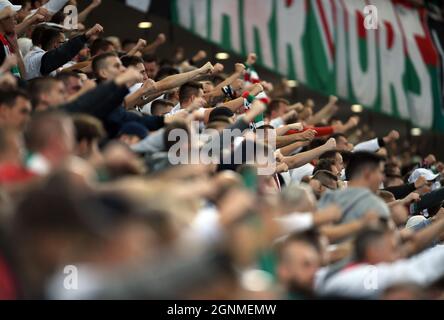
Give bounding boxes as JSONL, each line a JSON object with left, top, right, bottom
{"left": 353, "top": 138, "right": 380, "bottom": 153}
{"left": 24, "top": 46, "right": 56, "bottom": 80}
{"left": 289, "top": 163, "right": 314, "bottom": 184}
{"left": 316, "top": 245, "right": 444, "bottom": 299}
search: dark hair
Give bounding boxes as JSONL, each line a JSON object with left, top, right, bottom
{"left": 340, "top": 150, "right": 353, "bottom": 166}
{"left": 13, "top": 0, "right": 32, "bottom": 5}
{"left": 143, "top": 53, "right": 158, "bottom": 64}
{"left": 312, "top": 170, "right": 338, "bottom": 184}
{"left": 50, "top": 10, "right": 65, "bottom": 25}
{"left": 154, "top": 66, "right": 180, "bottom": 82}
{"left": 122, "top": 39, "right": 137, "bottom": 50}
{"left": 90, "top": 38, "right": 115, "bottom": 57}
{"left": 313, "top": 159, "right": 336, "bottom": 175}
{"left": 55, "top": 71, "right": 81, "bottom": 83}
{"left": 320, "top": 150, "right": 339, "bottom": 161}
{"left": 345, "top": 151, "right": 384, "bottom": 181}
{"left": 277, "top": 229, "right": 322, "bottom": 261}
{"left": 151, "top": 99, "right": 174, "bottom": 116}
{"left": 211, "top": 74, "right": 226, "bottom": 86}
{"left": 24, "top": 111, "right": 70, "bottom": 152}
{"left": 31, "top": 24, "right": 47, "bottom": 47}
{"left": 178, "top": 82, "right": 203, "bottom": 105}
{"left": 331, "top": 133, "right": 347, "bottom": 141}
{"left": 209, "top": 107, "right": 234, "bottom": 122}
{"left": 121, "top": 55, "right": 144, "bottom": 68}
{"left": 72, "top": 114, "right": 106, "bottom": 143}
{"left": 27, "top": 77, "right": 61, "bottom": 108}
{"left": 92, "top": 52, "right": 119, "bottom": 79}
{"left": 266, "top": 99, "right": 289, "bottom": 117}
{"left": 354, "top": 227, "right": 387, "bottom": 262}
{"left": 0, "top": 89, "right": 29, "bottom": 108}
{"left": 206, "top": 117, "right": 231, "bottom": 129}
{"left": 40, "top": 27, "right": 63, "bottom": 51}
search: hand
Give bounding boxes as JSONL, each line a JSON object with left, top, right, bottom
{"left": 275, "top": 162, "right": 289, "bottom": 174}
{"left": 306, "top": 99, "right": 315, "bottom": 108}
{"left": 346, "top": 116, "right": 360, "bottom": 128}
{"left": 155, "top": 33, "right": 166, "bottom": 45}
{"left": 288, "top": 102, "right": 304, "bottom": 112}
{"left": 142, "top": 78, "right": 157, "bottom": 93}
{"left": 192, "top": 50, "right": 207, "bottom": 62}
{"left": 136, "top": 38, "right": 147, "bottom": 49}
{"left": 329, "top": 95, "right": 338, "bottom": 105}
{"left": 234, "top": 63, "right": 246, "bottom": 74}
{"left": 35, "top": 7, "right": 51, "bottom": 20}
{"left": 212, "top": 63, "right": 224, "bottom": 74}
{"left": 250, "top": 83, "right": 264, "bottom": 96}
{"left": 261, "top": 81, "right": 274, "bottom": 92}
{"left": 282, "top": 110, "right": 297, "bottom": 122}
{"left": 288, "top": 122, "right": 304, "bottom": 131}
{"left": 383, "top": 130, "right": 400, "bottom": 144}
{"left": 424, "top": 154, "right": 436, "bottom": 166}
{"left": 31, "top": 13, "right": 46, "bottom": 24}
{"left": 323, "top": 138, "right": 337, "bottom": 151}
{"left": 85, "top": 24, "right": 104, "bottom": 39}
{"left": 300, "top": 129, "right": 316, "bottom": 141}
{"left": 187, "top": 97, "right": 206, "bottom": 112}
{"left": 274, "top": 150, "right": 284, "bottom": 163}
{"left": 246, "top": 52, "right": 257, "bottom": 66}
{"left": 198, "top": 62, "right": 214, "bottom": 75}
{"left": 115, "top": 67, "right": 143, "bottom": 88}
{"left": 414, "top": 175, "right": 427, "bottom": 189}
{"left": 404, "top": 192, "right": 421, "bottom": 204}
{"left": 231, "top": 78, "right": 244, "bottom": 92}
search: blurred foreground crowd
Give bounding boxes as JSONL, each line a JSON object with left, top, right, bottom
{"left": 0, "top": 0, "right": 444, "bottom": 300}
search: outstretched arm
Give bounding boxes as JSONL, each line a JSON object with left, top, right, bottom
{"left": 284, "top": 138, "right": 336, "bottom": 169}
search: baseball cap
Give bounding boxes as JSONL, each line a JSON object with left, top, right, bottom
{"left": 209, "top": 106, "right": 234, "bottom": 122}
{"left": 405, "top": 215, "right": 427, "bottom": 229}
{"left": 408, "top": 168, "right": 440, "bottom": 184}
{"left": 118, "top": 122, "right": 148, "bottom": 140}
{"left": 0, "top": 0, "right": 21, "bottom": 12}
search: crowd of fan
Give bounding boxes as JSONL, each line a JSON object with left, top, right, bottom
{"left": 0, "top": 0, "right": 444, "bottom": 300}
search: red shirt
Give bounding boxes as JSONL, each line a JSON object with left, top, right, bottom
{"left": 286, "top": 126, "right": 334, "bottom": 137}
{"left": 0, "top": 164, "right": 35, "bottom": 184}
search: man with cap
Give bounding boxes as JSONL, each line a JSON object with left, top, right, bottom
{"left": 0, "top": 5, "right": 23, "bottom": 77}
{"left": 408, "top": 168, "right": 441, "bottom": 193}
{"left": 406, "top": 168, "right": 444, "bottom": 218}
